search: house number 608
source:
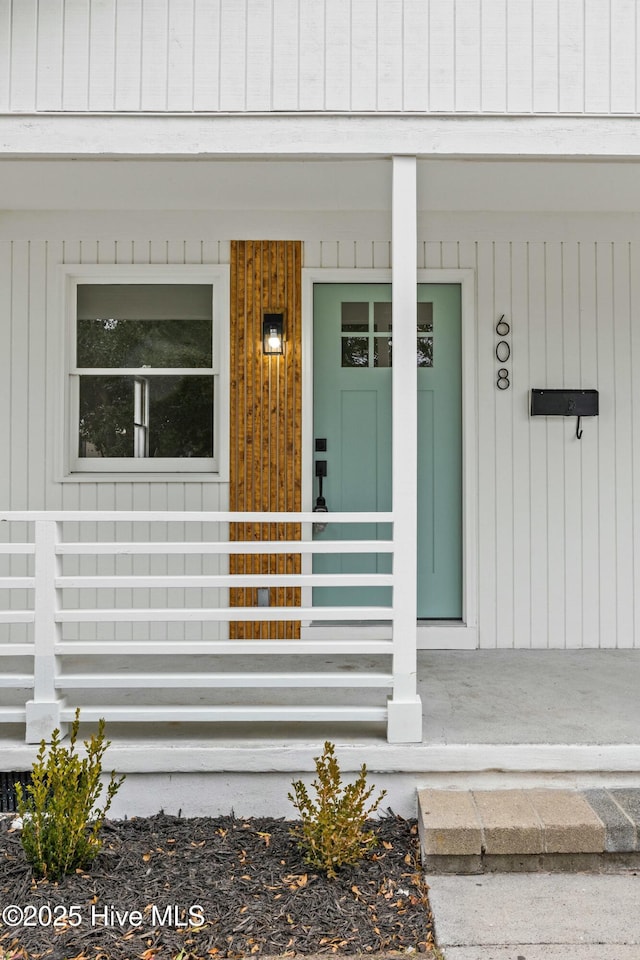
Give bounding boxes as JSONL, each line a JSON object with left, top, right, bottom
{"left": 496, "top": 317, "right": 511, "bottom": 390}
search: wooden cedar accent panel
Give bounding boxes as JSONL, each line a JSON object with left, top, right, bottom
{"left": 229, "top": 241, "right": 302, "bottom": 638}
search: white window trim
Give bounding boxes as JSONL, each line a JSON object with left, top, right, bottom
{"left": 56, "top": 264, "right": 230, "bottom": 482}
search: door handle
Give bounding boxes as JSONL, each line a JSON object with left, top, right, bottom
{"left": 313, "top": 458, "right": 328, "bottom": 533}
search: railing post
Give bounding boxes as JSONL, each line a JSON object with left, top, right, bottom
{"left": 388, "top": 155, "right": 423, "bottom": 743}
{"left": 25, "top": 520, "right": 66, "bottom": 743}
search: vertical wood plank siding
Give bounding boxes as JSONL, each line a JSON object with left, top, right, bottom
{"left": 229, "top": 241, "right": 302, "bottom": 639}
{"left": 2, "top": 0, "right": 638, "bottom": 115}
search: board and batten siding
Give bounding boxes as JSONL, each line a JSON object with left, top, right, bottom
{"left": 1, "top": 224, "right": 640, "bottom": 649}
{"left": 0, "top": 238, "right": 230, "bottom": 644}
{"left": 2, "top": 0, "right": 639, "bottom": 116}
{"left": 307, "top": 234, "right": 640, "bottom": 650}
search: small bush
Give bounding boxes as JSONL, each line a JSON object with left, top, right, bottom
{"left": 288, "top": 740, "right": 386, "bottom": 878}
{"left": 15, "top": 709, "right": 125, "bottom": 881}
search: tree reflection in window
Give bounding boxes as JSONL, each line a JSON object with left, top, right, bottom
{"left": 341, "top": 337, "right": 369, "bottom": 367}
{"left": 417, "top": 337, "right": 433, "bottom": 367}
{"left": 78, "top": 375, "right": 213, "bottom": 459}
{"left": 76, "top": 284, "right": 213, "bottom": 459}
{"left": 340, "top": 301, "right": 434, "bottom": 369}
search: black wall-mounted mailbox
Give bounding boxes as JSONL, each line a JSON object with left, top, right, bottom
{"left": 531, "top": 389, "right": 599, "bottom": 418}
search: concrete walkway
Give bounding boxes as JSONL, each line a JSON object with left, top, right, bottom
{"left": 422, "top": 788, "right": 640, "bottom": 957}
{"left": 427, "top": 871, "right": 640, "bottom": 959}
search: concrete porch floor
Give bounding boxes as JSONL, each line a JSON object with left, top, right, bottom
{"left": 2, "top": 650, "right": 640, "bottom": 818}
{"left": 420, "top": 649, "right": 640, "bottom": 745}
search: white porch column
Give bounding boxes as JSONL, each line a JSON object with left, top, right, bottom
{"left": 387, "top": 155, "right": 422, "bottom": 743}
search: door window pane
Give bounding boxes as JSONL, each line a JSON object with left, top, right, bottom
{"left": 373, "top": 302, "right": 392, "bottom": 332}
{"left": 341, "top": 337, "right": 369, "bottom": 367}
{"left": 341, "top": 302, "right": 369, "bottom": 332}
{"left": 417, "top": 302, "right": 433, "bottom": 333}
{"left": 417, "top": 337, "right": 433, "bottom": 368}
{"left": 373, "top": 337, "right": 392, "bottom": 367}
{"left": 340, "top": 300, "right": 435, "bottom": 368}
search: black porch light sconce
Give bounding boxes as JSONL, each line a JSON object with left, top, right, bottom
{"left": 262, "top": 312, "right": 284, "bottom": 355}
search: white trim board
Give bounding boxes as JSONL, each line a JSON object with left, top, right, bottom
{"left": 2, "top": 741, "right": 639, "bottom": 777}
{"left": 4, "top": 115, "right": 640, "bottom": 159}
{"left": 4, "top": 210, "right": 640, "bottom": 245}
{"left": 300, "top": 623, "right": 477, "bottom": 650}
{"left": 301, "top": 267, "right": 478, "bottom": 645}
{"left": 418, "top": 622, "right": 477, "bottom": 650}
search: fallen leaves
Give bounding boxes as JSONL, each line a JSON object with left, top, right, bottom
{"left": 283, "top": 873, "right": 308, "bottom": 890}
{"left": 0, "top": 813, "right": 433, "bottom": 958}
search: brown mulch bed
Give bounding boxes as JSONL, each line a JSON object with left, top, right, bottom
{"left": 0, "top": 813, "right": 437, "bottom": 959}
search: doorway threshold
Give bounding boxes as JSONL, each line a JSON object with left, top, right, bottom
{"left": 300, "top": 621, "right": 477, "bottom": 649}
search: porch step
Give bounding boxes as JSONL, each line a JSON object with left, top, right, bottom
{"left": 418, "top": 788, "right": 640, "bottom": 874}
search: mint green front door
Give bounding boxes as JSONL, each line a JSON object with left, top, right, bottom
{"left": 313, "top": 283, "right": 462, "bottom": 618}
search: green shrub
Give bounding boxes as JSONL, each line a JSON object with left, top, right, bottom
{"left": 288, "top": 740, "right": 386, "bottom": 878}
{"left": 15, "top": 709, "right": 125, "bottom": 881}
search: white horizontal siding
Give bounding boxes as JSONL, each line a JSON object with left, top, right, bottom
{"left": 1, "top": 0, "right": 638, "bottom": 115}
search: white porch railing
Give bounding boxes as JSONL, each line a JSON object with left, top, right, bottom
{"left": 0, "top": 512, "right": 422, "bottom": 744}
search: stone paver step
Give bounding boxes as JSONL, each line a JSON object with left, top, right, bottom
{"left": 418, "top": 787, "right": 640, "bottom": 872}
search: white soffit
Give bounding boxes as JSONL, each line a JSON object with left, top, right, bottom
{"left": 0, "top": 160, "right": 390, "bottom": 211}
{"left": 0, "top": 158, "right": 638, "bottom": 213}
{"left": 418, "top": 160, "right": 640, "bottom": 213}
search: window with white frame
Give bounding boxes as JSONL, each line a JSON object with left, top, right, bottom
{"left": 65, "top": 270, "right": 227, "bottom": 476}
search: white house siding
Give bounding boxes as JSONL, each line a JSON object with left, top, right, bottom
{"left": 1, "top": 212, "right": 639, "bottom": 650}
{"left": 412, "top": 216, "right": 640, "bottom": 652}
{"left": 0, "top": 235, "right": 230, "bottom": 644}
{"left": 264, "top": 221, "right": 640, "bottom": 652}
{"left": 1, "top": 0, "right": 639, "bottom": 116}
